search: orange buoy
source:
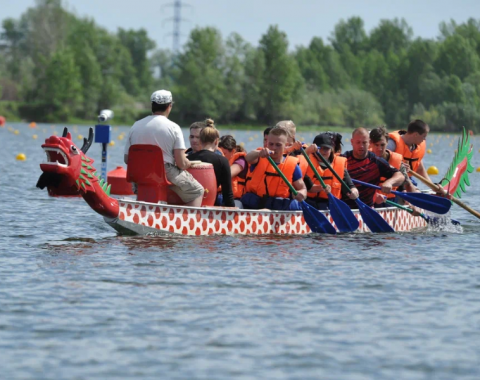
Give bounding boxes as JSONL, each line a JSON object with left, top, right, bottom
{"left": 29, "top": 122, "right": 37, "bottom": 128}
{"left": 0, "top": 116, "right": 5, "bottom": 126}
{"left": 107, "top": 166, "right": 134, "bottom": 195}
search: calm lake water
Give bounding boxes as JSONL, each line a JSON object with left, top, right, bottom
{"left": 1, "top": 122, "right": 480, "bottom": 380}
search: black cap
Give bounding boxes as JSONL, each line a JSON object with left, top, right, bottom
{"left": 313, "top": 133, "right": 334, "bottom": 149}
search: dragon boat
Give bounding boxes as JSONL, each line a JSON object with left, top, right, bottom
{"left": 36, "top": 128, "right": 473, "bottom": 236}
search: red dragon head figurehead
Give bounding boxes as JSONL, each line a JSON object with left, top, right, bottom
{"left": 38, "top": 127, "right": 119, "bottom": 218}
{"left": 40, "top": 131, "right": 87, "bottom": 188}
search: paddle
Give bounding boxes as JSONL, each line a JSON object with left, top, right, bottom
{"left": 315, "top": 153, "right": 394, "bottom": 233}
{"left": 266, "top": 156, "right": 336, "bottom": 234}
{"left": 384, "top": 198, "right": 460, "bottom": 226}
{"left": 409, "top": 170, "right": 480, "bottom": 220}
{"left": 300, "top": 148, "right": 359, "bottom": 233}
{"left": 351, "top": 179, "right": 452, "bottom": 215}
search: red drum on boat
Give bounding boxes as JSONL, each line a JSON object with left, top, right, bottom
{"left": 167, "top": 161, "right": 217, "bottom": 206}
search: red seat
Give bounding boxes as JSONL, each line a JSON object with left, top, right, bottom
{"left": 126, "top": 145, "right": 171, "bottom": 203}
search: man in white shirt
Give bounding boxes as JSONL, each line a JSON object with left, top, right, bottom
{"left": 124, "top": 90, "right": 204, "bottom": 206}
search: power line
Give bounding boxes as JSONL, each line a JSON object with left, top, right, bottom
{"left": 164, "top": 0, "right": 192, "bottom": 52}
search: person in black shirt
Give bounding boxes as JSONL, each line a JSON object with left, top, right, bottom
{"left": 341, "top": 128, "right": 405, "bottom": 207}
{"left": 188, "top": 120, "right": 235, "bottom": 208}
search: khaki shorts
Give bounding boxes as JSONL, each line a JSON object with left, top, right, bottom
{"left": 165, "top": 163, "right": 204, "bottom": 203}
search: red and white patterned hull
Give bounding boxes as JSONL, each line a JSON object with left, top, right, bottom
{"left": 104, "top": 199, "right": 427, "bottom": 235}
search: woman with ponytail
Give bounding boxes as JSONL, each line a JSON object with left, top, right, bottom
{"left": 188, "top": 119, "right": 236, "bottom": 208}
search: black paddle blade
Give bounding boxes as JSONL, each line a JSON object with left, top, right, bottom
{"left": 327, "top": 193, "right": 359, "bottom": 233}
{"left": 301, "top": 201, "right": 337, "bottom": 234}
{"left": 392, "top": 191, "right": 452, "bottom": 215}
{"left": 355, "top": 199, "right": 394, "bottom": 233}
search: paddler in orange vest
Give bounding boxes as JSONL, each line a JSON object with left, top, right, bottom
{"left": 218, "top": 135, "right": 248, "bottom": 205}
{"left": 370, "top": 126, "right": 417, "bottom": 206}
{"left": 275, "top": 120, "right": 309, "bottom": 175}
{"left": 387, "top": 119, "right": 431, "bottom": 183}
{"left": 241, "top": 126, "right": 307, "bottom": 210}
{"left": 370, "top": 126, "right": 422, "bottom": 212}
{"left": 303, "top": 133, "right": 359, "bottom": 210}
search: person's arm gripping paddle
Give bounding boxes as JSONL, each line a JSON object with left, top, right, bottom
{"left": 316, "top": 152, "right": 394, "bottom": 233}
{"left": 266, "top": 156, "right": 336, "bottom": 235}
{"left": 300, "top": 147, "right": 359, "bottom": 233}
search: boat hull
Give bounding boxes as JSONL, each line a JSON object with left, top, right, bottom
{"left": 104, "top": 199, "right": 427, "bottom": 236}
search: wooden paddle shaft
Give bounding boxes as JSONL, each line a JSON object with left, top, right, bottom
{"left": 409, "top": 170, "right": 480, "bottom": 220}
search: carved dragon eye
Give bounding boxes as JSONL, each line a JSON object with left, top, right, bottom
{"left": 71, "top": 145, "right": 79, "bottom": 154}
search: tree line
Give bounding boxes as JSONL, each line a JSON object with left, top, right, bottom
{"left": 2, "top": 0, "right": 480, "bottom": 131}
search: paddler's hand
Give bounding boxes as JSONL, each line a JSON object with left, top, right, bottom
{"left": 347, "top": 187, "right": 359, "bottom": 200}
{"left": 295, "top": 192, "right": 305, "bottom": 202}
{"left": 258, "top": 148, "right": 273, "bottom": 158}
{"left": 374, "top": 193, "right": 385, "bottom": 204}
{"left": 305, "top": 143, "right": 317, "bottom": 155}
{"left": 323, "top": 184, "right": 332, "bottom": 194}
{"left": 285, "top": 140, "right": 302, "bottom": 153}
{"left": 381, "top": 181, "right": 393, "bottom": 194}
{"left": 410, "top": 206, "right": 421, "bottom": 216}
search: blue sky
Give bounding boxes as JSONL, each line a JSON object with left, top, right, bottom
{"left": 2, "top": 0, "right": 479, "bottom": 50}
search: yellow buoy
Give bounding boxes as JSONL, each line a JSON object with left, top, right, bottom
{"left": 109, "top": 141, "right": 115, "bottom": 147}
{"left": 477, "top": 167, "right": 480, "bottom": 172}
{"left": 427, "top": 149, "right": 432, "bottom": 154}
{"left": 427, "top": 166, "right": 439, "bottom": 175}
{"left": 248, "top": 137, "right": 254, "bottom": 141}
{"left": 429, "top": 143, "right": 433, "bottom": 147}
{"left": 117, "top": 135, "right": 124, "bottom": 140}
{"left": 16, "top": 153, "right": 26, "bottom": 161}
{"left": 14, "top": 130, "right": 20, "bottom": 135}
{"left": 239, "top": 142, "right": 245, "bottom": 147}
{"left": 78, "top": 134, "right": 83, "bottom": 141}
{"left": 32, "top": 134, "right": 38, "bottom": 140}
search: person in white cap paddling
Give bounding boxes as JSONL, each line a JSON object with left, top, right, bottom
{"left": 124, "top": 90, "right": 204, "bottom": 206}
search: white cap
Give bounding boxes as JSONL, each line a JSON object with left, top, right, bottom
{"left": 151, "top": 90, "right": 173, "bottom": 104}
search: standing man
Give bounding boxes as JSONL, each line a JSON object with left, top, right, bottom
{"left": 387, "top": 119, "right": 431, "bottom": 182}
{"left": 342, "top": 128, "right": 405, "bottom": 208}
{"left": 124, "top": 90, "right": 204, "bottom": 207}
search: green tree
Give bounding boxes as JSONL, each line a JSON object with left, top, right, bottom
{"left": 434, "top": 34, "right": 480, "bottom": 80}
{"left": 118, "top": 28, "right": 156, "bottom": 92}
{"left": 295, "top": 46, "right": 329, "bottom": 92}
{"left": 369, "top": 18, "right": 413, "bottom": 55}
{"left": 257, "top": 25, "right": 304, "bottom": 124}
{"left": 174, "top": 27, "right": 227, "bottom": 122}
{"left": 330, "top": 17, "right": 367, "bottom": 55}
{"left": 36, "top": 47, "right": 83, "bottom": 121}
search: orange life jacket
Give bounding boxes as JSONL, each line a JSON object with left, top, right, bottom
{"left": 229, "top": 152, "right": 247, "bottom": 199}
{"left": 297, "top": 155, "right": 308, "bottom": 176}
{"left": 388, "top": 130, "right": 426, "bottom": 173}
{"left": 305, "top": 154, "right": 346, "bottom": 200}
{"left": 245, "top": 156, "right": 299, "bottom": 198}
{"left": 377, "top": 149, "right": 403, "bottom": 199}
